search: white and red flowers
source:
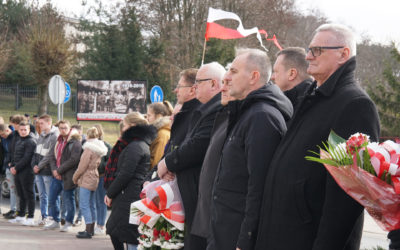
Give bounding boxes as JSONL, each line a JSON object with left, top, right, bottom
{"left": 130, "top": 179, "right": 185, "bottom": 250}
{"left": 306, "top": 131, "right": 400, "bottom": 231}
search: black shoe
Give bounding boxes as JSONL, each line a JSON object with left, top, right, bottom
{"left": 76, "top": 230, "right": 92, "bottom": 239}
{"left": 78, "top": 230, "right": 94, "bottom": 236}
{"left": 4, "top": 210, "right": 16, "bottom": 219}
{"left": 61, "top": 218, "right": 66, "bottom": 226}
{"left": 3, "top": 210, "right": 13, "bottom": 217}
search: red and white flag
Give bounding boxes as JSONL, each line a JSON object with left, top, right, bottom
{"left": 205, "top": 7, "right": 282, "bottom": 50}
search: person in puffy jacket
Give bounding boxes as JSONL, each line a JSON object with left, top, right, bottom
{"left": 9, "top": 121, "right": 37, "bottom": 226}
{"left": 73, "top": 127, "right": 107, "bottom": 239}
{"left": 104, "top": 112, "right": 156, "bottom": 250}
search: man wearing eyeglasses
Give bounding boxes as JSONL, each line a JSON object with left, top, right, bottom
{"left": 146, "top": 69, "right": 201, "bottom": 181}
{"left": 158, "top": 62, "right": 225, "bottom": 250}
{"left": 255, "top": 24, "right": 380, "bottom": 250}
{"left": 192, "top": 71, "right": 236, "bottom": 246}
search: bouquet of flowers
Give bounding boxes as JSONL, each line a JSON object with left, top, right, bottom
{"left": 130, "top": 179, "right": 185, "bottom": 250}
{"left": 306, "top": 131, "right": 400, "bottom": 231}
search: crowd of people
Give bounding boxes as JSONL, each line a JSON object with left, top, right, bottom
{"left": 1, "top": 22, "right": 399, "bottom": 250}
{"left": 0, "top": 114, "right": 113, "bottom": 236}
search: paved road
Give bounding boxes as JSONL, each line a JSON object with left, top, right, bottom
{"left": 0, "top": 198, "right": 390, "bottom": 250}
{"left": 361, "top": 213, "right": 389, "bottom": 250}
{"left": 0, "top": 200, "right": 113, "bottom": 250}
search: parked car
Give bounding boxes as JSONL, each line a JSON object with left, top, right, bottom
{"left": 0, "top": 173, "right": 10, "bottom": 198}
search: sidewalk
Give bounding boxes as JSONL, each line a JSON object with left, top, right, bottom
{"left": 361, "top": 213, "right": 389, "bottom": 250}
{"left": 0, "top": 200, "right": 390, "bottom": 250}
{"left": 0, "top": 203, "right": 113, "bottom": 250}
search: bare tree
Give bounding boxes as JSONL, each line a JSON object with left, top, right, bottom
{"left": 23, "top": 4, "right": 75, "bottom": 115}
{"left": 130, "top": 0, "right": 304, "bottom": 89}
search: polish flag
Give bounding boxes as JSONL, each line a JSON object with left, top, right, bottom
{"left": 205, "top": 7, "right": 282, "bottom": 50}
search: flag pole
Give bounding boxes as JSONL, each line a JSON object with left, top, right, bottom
{"left": 201, "top": 37, "right": 207, "bottom": 66}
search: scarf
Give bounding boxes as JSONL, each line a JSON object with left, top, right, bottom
{"left": 104, "top": 136, "right": 137, "bottom": 189}
{"left": 56, "top": 136, "right": 68, "bottom": 168}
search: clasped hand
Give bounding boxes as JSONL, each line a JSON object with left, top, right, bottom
{"left": 157, "top": 158, "right": 175, "bottom": 181}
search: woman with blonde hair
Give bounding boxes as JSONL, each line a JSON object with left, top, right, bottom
{"left": 104, "top": 112, "right": 156, "bottom": 250}
{"left": 72, "top": 127, "right": 107, "bottom": 239}
{"left": 147, "top": 101, "right": 173, "bottom": 168}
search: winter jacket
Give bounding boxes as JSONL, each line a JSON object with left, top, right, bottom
{"left": 166, "top": 98, "right": 201, "bottom": 154}
{"left": 192, "top": 106, "right": 229, "bottom": 238}
{"left": 50, "top": 129, "right": 82, "bottom": 190}
{"left": 106, "top": 125, "right": 156, "bottom": 245}
{"left": 31, "top": 126, "right": 59, "bottom": 176}
{"left": 73, "top": 138, "right": 107, "bottom": 191}
{"left": 284, "top": 78, "right": 313, "bottom": 111}
{"left": 1, "top": 132, "right": 13, "bottom": 170}
{"left": 98, "top": 140, "right": 112, "bottom": 177}
{"left": 147, "top": 98, "right": 201, "bottom": 181}
{"left": 8, "top": 131, "right": 20, "bottom": 167}
{"left": 210, "top": 84, "right": 293, "bottom": 250}
{"left": 12, "top": 134, "right": 37, "bottom": 174}
{"left": 165, "top": 93, "right": 222, "bottom": 249}
{"left": 255, "top": 57, "right": 380, "bottom": 250}
{"left": 150, "top": 116, "right": 171, "bottom": 168}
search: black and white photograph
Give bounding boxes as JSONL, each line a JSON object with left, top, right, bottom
{"left": 77, "top": 80, "right": 147, "bottom": 121}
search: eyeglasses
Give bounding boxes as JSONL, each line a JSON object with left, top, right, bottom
{"left": 306, "top": 46, "right": 344, "bottom": 57}
{"left": 194, "top": 78, "right": 212, "bottom": 84}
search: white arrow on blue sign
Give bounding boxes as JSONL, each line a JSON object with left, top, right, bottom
{"left": 150, "top": 85, "right": 164, "bottom": 103}
{"left": 64, "top": 82, "right": 71, "bottom": 103}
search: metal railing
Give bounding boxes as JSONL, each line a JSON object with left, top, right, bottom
{"left": 0, "top": 84, "right": 77, "bottom": 117}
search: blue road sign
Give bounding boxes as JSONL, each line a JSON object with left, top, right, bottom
{"left": 150, "top": 85, "right": 164, "bottom": 103}
{"left": 64, "top": 82, "right": 71, "bottom": 103}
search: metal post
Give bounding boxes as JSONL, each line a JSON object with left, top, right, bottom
{"left": 57, "top": 103, "right": 61, "bottom": 121}
{"left": 61, "top": 103, "right": 64, "bottom": 120}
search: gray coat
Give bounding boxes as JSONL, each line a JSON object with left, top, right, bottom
{"left": 31, "top": 126, "right": 59, "bottom": 176}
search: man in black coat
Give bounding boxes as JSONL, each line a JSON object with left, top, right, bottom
{"left": 271, "top": 47, "right": 313, "bottom": 110}
{"left": 157, "top": 62, "right": 226, "bottom": 250}
{"left": 191, "top": 72, "right": 235, "bottom": 244}
{"left": 209, "top": 49, "right": 293, "bottom": 250}
{"left": 255, "top": 24, "right": 381, "bottom": 250}
{"left": 9, "top": 122, "right": 36, "bottom": 225}
{"left": 167, "top": 68, "right": 201, "bottom": 155}
{"left": 146, "top": 68, "right": 201, "bottom": 182}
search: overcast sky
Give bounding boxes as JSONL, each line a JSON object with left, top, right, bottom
{"left": 295, "top": 0, "right": 400, "bottom": 45}
{"left": 40, "top": 0, "right": 400, "bottom": 46}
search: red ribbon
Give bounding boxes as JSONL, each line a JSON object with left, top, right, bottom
{"left": 140, "top": 198, "right": 185, "bottom": 224}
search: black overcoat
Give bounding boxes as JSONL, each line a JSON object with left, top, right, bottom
{"left": 192, "top": 106, "right": 229, "bottom": 238}
{"left": 284, "top": 78, "right": 313, "bottom": 111}
{"left": 210, "top": 84, "right": 293, "bottom": 250}
{"left": 255, "top": 57, "right": 380, "bottom": 250}
{"left": 165, "top": 93, "right": 221, "bottom": 249}
{"left": 166, "top": 98, "right": 201, "bottom": 154}
{"left": 106, "top": 125, "right": 157, "bottom": 245}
